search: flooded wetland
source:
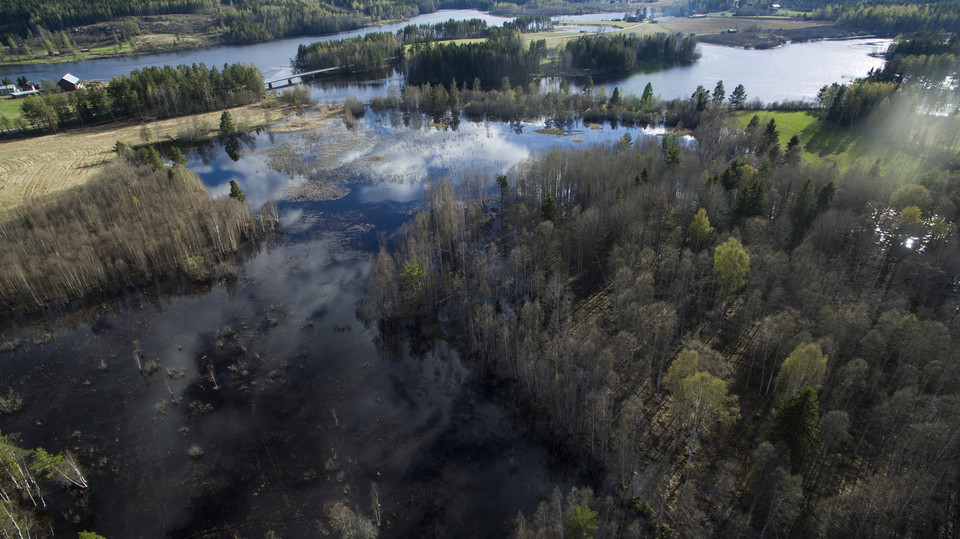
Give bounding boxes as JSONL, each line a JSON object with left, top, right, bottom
{"left": 0, "top": 111, "right": 626, "bottom": 536}
{"left": 0, "top": 9, "right": 893, "bottom": 536}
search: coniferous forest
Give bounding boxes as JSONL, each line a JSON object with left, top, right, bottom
{"left": 14, "top": 63, "right": 264, "bottom": 134}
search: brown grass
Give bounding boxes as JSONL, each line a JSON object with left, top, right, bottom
{"left": 0, "top": 103, "right": 297, "bottom": 210}
{"left": 636, "top": 16, "right": 827, "bottom": 36}
{"left": 265, "top": 106, "right": 341, "bottom": 134}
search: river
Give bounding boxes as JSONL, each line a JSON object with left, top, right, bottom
{"left": 0, "top": 11, "right": 887, "bottom": 105}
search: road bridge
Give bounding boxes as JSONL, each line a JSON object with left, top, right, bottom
{"left": 264, "top": 67, "right": 339, "bottom": 89}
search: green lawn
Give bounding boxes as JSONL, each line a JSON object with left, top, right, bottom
{"left": 736, "top": 110, "right": 928, "bottom": 182}
{"left": 0, "top": 96, "right": 21, "bottom": 121}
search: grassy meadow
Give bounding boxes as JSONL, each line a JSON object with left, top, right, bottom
{"left": 735, "top": 110, "right": 944, "bottom": 182}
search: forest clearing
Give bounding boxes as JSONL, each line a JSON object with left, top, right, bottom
{"left": 736, "top": 110, "right": 960, "bottom": 180}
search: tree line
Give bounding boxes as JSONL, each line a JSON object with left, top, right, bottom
{"left": 372, "top": 78, "right": 660, "bottom": 126}
{"left": 293, "top": 32, "right": 402, "bottom": 73}
{"left": 14, "top": 62, "right": 263, "bottom": 134}
{"left": 406, "top": 33, "right": 546, "bottom": 87}
{"left": 0, "top": 0, "right": 593, "bottom": 48}
{"left": 220, "top": 0, "right": 367, "bottom": 43}
{"left": 0, "top": 0, "right": 212, "bottom": 39}
{"left": 868, "top": 31, "right": 960, "bottom": 85}
{"left": 501, "top": 15, "right": 554, "bottom": 33}
{"left": 398, "top": 18, "right": 491, "bottom": 43}
{"left": 560, "top": 33, "right": 700, "bottom": 75}
{"left": 0, "top": 145, "right": 278, "bottom": 319}
{"left": 364, "top": 68, "right": 960, "bottom": 535}
{"left": 811, "top": 1, "right": 960, "bottom": 34}
{"left": 815, "top": 33, "right": 958, "bottom": 128}
{"left": 293, "top": 16, "right": 558, "bottom": 73}
{"left": 371, "top": 78, "right": 749, "bottom": 131}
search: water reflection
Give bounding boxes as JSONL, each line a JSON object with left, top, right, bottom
{"left": 562, "top": 37, "right": 890, "bottom": 104}
{"left": 3, "top": 110, "right": 633, "bottom": 536}
{"left": 0, "top": 5, "right": 889, "bottom": 108}
{"left": 0, "top": 216, "right": 574, "bottom": 536}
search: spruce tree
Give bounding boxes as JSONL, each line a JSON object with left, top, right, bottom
{"left": 768, "top": 386, "right": 820, "bottom": 474}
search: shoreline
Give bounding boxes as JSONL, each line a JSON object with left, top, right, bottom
{"left": 0, "top": 7, "right": 827, "bottom": 69}
{"left": 696, "top": 23, "right": 874, "bottom": 49}
{"left": 0, "top": 101, "right": 310, "bottom": 210}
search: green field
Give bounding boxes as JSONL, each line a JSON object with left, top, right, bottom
{"left": 0, "top": 96, "right": 21, "bottom": 121}
{"left": 737, "top": 110, "right": 930, "bottom": 182}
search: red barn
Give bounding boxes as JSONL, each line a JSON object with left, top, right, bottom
{"left": 57, "top": 73, "right": 80, "bottom": 92}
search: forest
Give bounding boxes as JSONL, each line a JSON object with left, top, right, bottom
{"left": 811, "top": 1, "right": 960, "bottom": 34}
{"left": 868, "top": 31, "right": 960, "bottom": 85}
{"left": 293, "top": 16, "right": 564, "bottom": 74}
{"left": 560, "top": 33, "right": 700, "bottom": 75}
{"left": 12, "top": 62, "right": 263, "bottom": 134}
{"left": 398, "top": 18, "right": 491, "bottom": 43}
{"left": 293, "top": 33, "right": 403, "bottom": 73}
{"left": 406, "top": 33, "right": 546, "bottom": 87}
{"left": 817, "top": 33, "right": 959, "bottom": 128}
{"left": 363, "top": 32, "right": 960, "bottom": 536}
{"left": 0, "top": 0, "right": 584, "bottom": 49}
{"left": 0, "top": 0, "right": 212, "bottom": 38}
{"left": 0, "top": 431, "right": 94, "bottom": 538}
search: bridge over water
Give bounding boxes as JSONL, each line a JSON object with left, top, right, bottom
{"left": 264, "top": 67, "right": 339, "bottom": 89}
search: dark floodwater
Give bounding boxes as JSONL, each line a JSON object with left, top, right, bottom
{"left": 0, "top": 112, "right": 641, "bottom": 537}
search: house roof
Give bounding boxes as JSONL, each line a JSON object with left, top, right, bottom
{"left": 60, "top": 73, "right": 80, "bottom": 85}
{"left": 0, "top": 84, "right": 15, "bottom": 90}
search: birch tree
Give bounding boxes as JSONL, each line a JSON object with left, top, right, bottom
{"left": 673, "top": 372, "right": 740, "bottom": 465}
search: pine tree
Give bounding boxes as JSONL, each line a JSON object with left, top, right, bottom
{"left": 566, "top": 504, "right": 599, "bottom": 538}
{"left": 729, "top": 84, "right": 747, "bottom": 109}
{"left": 228, "top": 179, "right": 247, "bottom": 203}
{"left": 219, "top": 110, "right": 236, "bottom": 135}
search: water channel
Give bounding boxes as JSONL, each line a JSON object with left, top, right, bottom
{"left": 0, "top": 11, "right": 887, "bottom": 105}
{"left": 0, "top": 9, "right": 890, "bottom": 536}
